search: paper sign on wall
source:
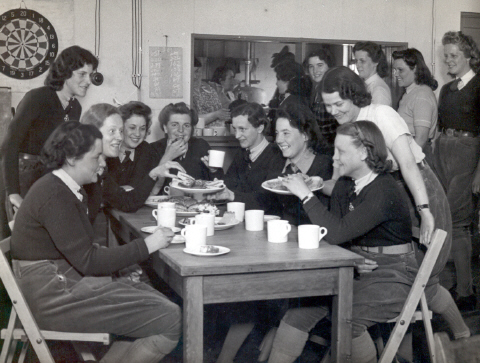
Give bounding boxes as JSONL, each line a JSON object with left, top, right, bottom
{"left": 149, "top": 47, "right": 183, "bottom": 99}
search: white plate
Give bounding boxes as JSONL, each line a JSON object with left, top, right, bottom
{"left": 171, "top": 235, "right": 185, "bottom": 244}
{"left": 144, "top": 195, "right": 170, "bottom": 208}
{"left": 179, "top": 217, "right": 240, "bottom": 230}
{"left": 141, "top": 226, "right": 181, "bottom": 234}
{"left": 264, "top": 215, "right": 281, "bottom": 222}
{"left": 261, "top": 177, "right": 324, "bottom": 195}
{"left": 170, "top": 180, "right": 225, "bottom": 194}
{"left": 183, "top": 245, "right": 230, "bottom": 256}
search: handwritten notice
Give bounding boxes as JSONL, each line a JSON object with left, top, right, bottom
{"left": 149, "top": 47, "right": 183, "bottom": 99}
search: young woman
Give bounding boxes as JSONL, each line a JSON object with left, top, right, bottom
{"left": 151, "top": 102, "right": 223, "bottom": 193}
{"left": 10, "top": 122, "right": 182, "bottom": 363}
{"left": 274, "top": 61, "right": 312, "bottom": 109}
{"left": 265, "top": 122, "right": 469, "bottom": 363}
{"left": 1, "top": 46, "right": 98, "bottom": 209}
{"left": 107, "top": 101, "right": 159, "bottom": 189}
{"left": 353, "top": 41, "right": 392, "bottom": 106}
{"left": 392, "top": 48, "right": 438, "bottom": 165}
{"left": 211, "top": 102, "right": 285, "bottom": 213}
{"left": 274, "top": 102, "right": 332, "bottom": 225}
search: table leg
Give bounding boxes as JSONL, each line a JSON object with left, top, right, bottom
{"left": 331, "top": 266, "right": 353, "bottom": 363}
{"left": 183, "top": 276, "right": 204, "bottom": 363}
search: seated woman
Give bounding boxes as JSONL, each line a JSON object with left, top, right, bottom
{"left": 274, "top": 102, "right": 333, "bottom": 225}
{"left": 210, "top": 102, "right": 285, "bottom": 213}
{"left": 266, "top": 122, "right": 469, "bottom": 363}
{"left": 151, "top": 102, "right": 223, "bottom": 194}
{"left": 81, "top": 104, "right": 183, "bottom": 217}
{"left": 10, "top": 121, "right": 182, "bottom": 363}
{"left": 353, "top": 41, "right": 392, "bottom": 106}
{"left": 107, "top": 101, "right": 159, "bottom": 189}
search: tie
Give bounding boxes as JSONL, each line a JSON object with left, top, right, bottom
{"left": 450, "top": 78, "right": 461, "bottom": 91}
{"left": 122, "top": 150, "right": 132, "bottom": 163}
{"left": 283, "top": 162, "right": 298, "bottom": 176}
{"left": 78, "top": 187, "right": 89, "bottom": 215}
{"left": 243, "top": 148, "right": 252, "bottom": 169}
{"left": 346, "top": 178, "right": 356, "bottom": 212}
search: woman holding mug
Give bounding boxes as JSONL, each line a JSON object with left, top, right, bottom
{"left": 10, "top": 122, "right": 182, "bottom": 363}
{"left": 264, "top": 122, "right": 469, "bottom": 363}
{"left": 353, "top": 41, "right": 392, "bottom": 106}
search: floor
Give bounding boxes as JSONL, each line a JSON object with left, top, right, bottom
{"left": 1, "top": 236, "right": 479, "bottom": 362}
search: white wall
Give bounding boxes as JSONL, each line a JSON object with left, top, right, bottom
{"left": 1, "top": 0, "right": 480, "bottom": 141}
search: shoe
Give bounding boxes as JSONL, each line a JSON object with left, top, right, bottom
{"left": 455, "top": 294, "right": 477, "bottom": 312}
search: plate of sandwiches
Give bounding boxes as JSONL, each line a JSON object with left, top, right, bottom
{"left": 170, "top": 177, "right": 225, "bottom": 194}
{"left": 262, "top": 174, "right": 324, "bottom": 195}
{"left": 144, "top": 195, "right": 219, "bottom": 216}
{"left": 179, "top": 211, "right": 240, "bottom": 231}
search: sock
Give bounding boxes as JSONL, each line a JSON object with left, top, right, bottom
{"left": 351, "top": 330, "right": 377, "bottom": 363}
{"left": 268, "top": 321, "right": 309, "bottom": 363}
{"left": 216, "top": 323, "right": 255, "bottom": 363}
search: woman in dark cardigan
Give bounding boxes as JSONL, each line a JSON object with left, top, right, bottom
{"left": 264, "top": 122, "right": 469, "bottom": 363}
{"left": 11, "top": 122, "right": 181, "bottom": 363}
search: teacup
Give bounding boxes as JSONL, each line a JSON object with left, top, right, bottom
{"left": 208, "top": 150, "right": 225, "bottom": 168}
{"left": 227, "top": 202, "right": 245, "bottom": 222}
{"left": 298, "top": 225, "right": 328, "bottom": 249}
{"left": 245, "top": 210, "right": 264, "bottom": 231}
{"left": 267, "top": 220, "right": 291, "bottom": 243}
{"left": 192, "top": 213, "right": 215, "bottom": 236}
{"left": 212, "top": 126, "right": 227, "bottom": 136}
{"left": 181, "top": 224, "right": 207, "bottom": 250}
{"left": 152, "top": 207, "right": 176, "bottom": 228}
{"left": 203, "top": 128, "right": 214, "bottom": 136}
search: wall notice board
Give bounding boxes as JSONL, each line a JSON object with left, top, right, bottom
{"left": 149, "top": 47, "right": 183, "bottom": 99}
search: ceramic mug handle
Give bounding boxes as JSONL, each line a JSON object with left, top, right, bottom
{"left": 152, "top": 209, "right": 158, "bottom": 220}
{"left": 318, "top": 227, "right": 328, "bottom": 241}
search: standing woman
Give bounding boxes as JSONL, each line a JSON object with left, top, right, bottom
{"left": 304, "top": 49, "right": 338, "bottom": 148}
{"left": 353, "top": 41, "right": 392, "bottom": 106}
{"left": 392, "top": 48, "right": 438, "bottom": 166}
{"left": 434, "top": 31, "right": 480, "bottom": 311}
{"left": 11, "top": 122, "right": 181, "bottom": 363}
{"left": 321, "top": 66, "right": 451, "bottom": 287}
{"left": 274, "top": 61, "right": 312, "bottom": 109}
{"left": 1, "top": 46, "right": 98, "bottom": 209}
{"left": 107, "top": 101, "right": 159, "bottom": 189}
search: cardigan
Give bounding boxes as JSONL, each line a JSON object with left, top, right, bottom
{"left": 304, "top": 173, "right": 412, "bottom": 247}
{"left": 11, "top": 173, "right": 149, "bottom": 276}
{"left": 107, "top": 141, "right": 160, "bottom": 188}
{"left": 224, "top": 143, "right": 285, "bottom": 212}
{"left": 1, "top": 86, "right": 81, "bottom": 195}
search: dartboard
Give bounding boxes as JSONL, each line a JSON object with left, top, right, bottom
{"left": 0, "top": 8, "right": 58, "bottom": 80}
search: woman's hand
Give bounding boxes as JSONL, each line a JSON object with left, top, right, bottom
{"left": 163, "top": 138, "right": 188, "bottom": 161}
{"left": 355, "top": 258, "right": 378, "bottom": 274}
{"left": 419, "top": 209, "right": 435, "bottom": 246}
{"left": 144, "top": 227, "right": 175, "bottom": 253}
{"left": 214, "top": 108, "right": 231, "bottom": 122}
{"left": 149, "top": 161, "right": 186, "bottom": 180}
{"left": 281, "top": 174, "right": 314, "bottom": 200}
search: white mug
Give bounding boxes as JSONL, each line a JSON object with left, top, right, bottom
{"left": 152, "top": 207, "right": 176, "bottom": 228}
{"left": 194, "top": 128, "right": 203, "bottom": 136}
{"left": 298, "top": 225, "right": 328, "bottom": 249}
{"left": 212, "top": 126, "right": 227, "bottom": 136}
{"left": 227, "top": 202, "right": 245, "bottom": 222}
{"left": 159, "top": 202, "right": 175, "bottom": 209}
{"left": 203, "top": 128, "right": 214, "bottom": 136}
{"left": 267, "top": 220, "right": 292, "bottom": 243}
{"left": 181, "top": 224, "right": 207, "bottom": 250}
{"left": 192, "top": 212, "right": 215, "bottom": 236}
{"left": 208, "top": 150, "right": 225, "bottom": 168}
{"left": 245, "top": 210, "right": 264, "bottom": 231}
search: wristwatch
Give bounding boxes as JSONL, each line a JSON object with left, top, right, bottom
{"left": 416, "top": 204, "right": 430, "bottom": 212}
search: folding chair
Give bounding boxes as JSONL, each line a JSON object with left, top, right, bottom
{"left": 0, "top": 237, "right": 111, "bottom": 363}
{"left": 377, "top": 228, "right": 448, "bottom": 363}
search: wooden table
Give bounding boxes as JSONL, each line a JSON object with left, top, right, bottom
{"left": 107, "top": 207, "right": 364, "bottom": 363}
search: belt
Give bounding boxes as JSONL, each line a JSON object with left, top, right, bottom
{"left": 19, "top": 153, "right": 41, "bottom": 161}
{"left": 360, "top": 243, "right": 412, "bottom": 255}
{"left": 442, "top": 128, "right": 479, "bottom": 138}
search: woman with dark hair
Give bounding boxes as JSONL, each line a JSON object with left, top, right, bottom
{"left": 303, "top": 48, "right": 338, "bottom": 148}
{"left": 392, "top": 48, "right": 438, "bottom": 165}
{"left": 264, "top": 121, "right": 469, "bottom": 363}
{"left": 107, "top": 101, "right": 160, "bottom": 189}
{"left": 274, "top": 61, "right": 312, "bottom": 108}
{"left": 82, "top": 104, "right": 183, "bottom": 216}
{"left": 11, "top": 121, "right": 182, "bottom": 363}
{"left": 1, "top": 45, "right": 98, "bottom": 210}
{"left": 151, "top": 102, "right": 222, "bottom": 193}
{"left": 274, "top": 102, "right": 332, "bottom": 225}
{"left": 210, "top": 102, "right": 285, "bottom": 212}
{"left": 211, "top": 65, "right": 237, "bottom": 108}
{"left": 353, "top": 41, "right": 392, "bottom": 106}
{"left": 434, "top": 31, "right": 480, "bottom": 310}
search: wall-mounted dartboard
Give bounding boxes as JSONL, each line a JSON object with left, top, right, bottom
{"left": 0, "top": 8, "right": 58, "bottom": 80}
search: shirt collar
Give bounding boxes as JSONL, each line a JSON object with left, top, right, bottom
{"left": 364, "top": 73, "right": 379, "bottom": 86}
{"left": 52, "top": 168, "right": 84, "bottom": 202}
{"left": 354, "top": 170, "right": 378, "bottom": 195}
{"left": 249, "top": 137, "right": 268, "bottom": 162}
{"left": 457, "top": 69, "right": 475, "bottom": 90}
{"left": 405, "top": 82, "right": 418, "bottom": 94}
{"left": 119, "top": 145, "right": 135, "bottom": 162}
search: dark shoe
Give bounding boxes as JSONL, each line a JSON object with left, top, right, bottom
{"left": 455, "top": 294, "right": 477, "bottom": 312}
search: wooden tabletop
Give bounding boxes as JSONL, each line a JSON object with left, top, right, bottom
{"left": 110, "top": 207, "right": 364, "bottom": 277}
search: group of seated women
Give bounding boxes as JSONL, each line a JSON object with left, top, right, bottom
{"left": 1, "top": 39, "right": 474, "bottom": 363}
